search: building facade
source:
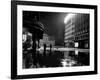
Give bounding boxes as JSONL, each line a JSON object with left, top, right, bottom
{"left": 64, "top": 13, "right": 89, "bottom": 49}
{"left": 64, "top": 14, "right": 76, "bottom": 48}
{"left": 39, "top": 33, "right": 55, "bottom": 47}
{"left": 74, "top": 14, "right": 89, "bottom": 49}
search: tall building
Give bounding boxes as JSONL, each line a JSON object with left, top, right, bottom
{"left": 64, "top": 13, "right": 89, "bottom": 49}
{"left": 64, "top": 14, "right": 76, "bottom": 48}
{"left": 74, "top": 14, "right": 89, "bottom": 49}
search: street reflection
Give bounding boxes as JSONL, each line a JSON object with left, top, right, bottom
{"left": 23, "top": 47, "right": 89, "bottom": 68}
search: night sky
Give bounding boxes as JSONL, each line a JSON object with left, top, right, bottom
{"left": 39, "top": 12, "right": 67, "bottom": 45}
{"left": 23, "top": 11, "right": 67, "bottom": 46}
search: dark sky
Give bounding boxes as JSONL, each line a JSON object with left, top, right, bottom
{"left": 23, "top": 11, "right": 67, "bottom": 46}
{"left": 39, "top": 12, "right": 67, "bottom": 45}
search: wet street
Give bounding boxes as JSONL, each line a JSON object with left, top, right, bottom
{"left": 23, "top": 47, "right": 89, "bottom": 69}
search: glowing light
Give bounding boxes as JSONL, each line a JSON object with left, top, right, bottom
{"left": 75, "top": 42, "right": 79, "bottom": 47}
{"left": 61, "top": 59, "right": 67, "bottom": 67}
{"left": 75, "top": 50, "right": 78, "bottom": 55}
{"left": 64, "top": 13, "right": 76, "bottom": 24}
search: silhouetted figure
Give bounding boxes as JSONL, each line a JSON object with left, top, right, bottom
{"left": 49, "top": 44, "right": 52, "bottom": 56}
